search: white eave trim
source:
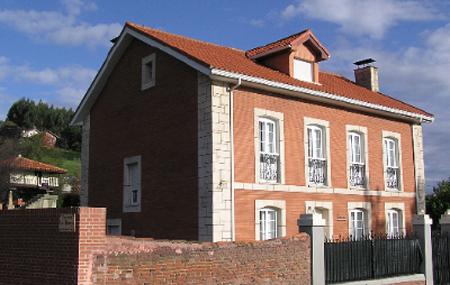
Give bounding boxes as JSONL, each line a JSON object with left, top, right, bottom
{"left": 211, "top": 69, "right": 434, "bottom": 123}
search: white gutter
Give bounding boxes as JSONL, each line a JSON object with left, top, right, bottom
{"left": 227, "top": 77, "right": 241, "bottom": 241}
{"left": 211, "top": 69, "right": 434, "bottom": 123}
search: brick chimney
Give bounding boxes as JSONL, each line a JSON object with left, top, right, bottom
{"left": 353, "top": 58, "right": 379, "bottom": 92}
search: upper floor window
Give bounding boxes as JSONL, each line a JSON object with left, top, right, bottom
{"left": 259, "top": 118, "right": 279, "bottom": 183}
{"left": 123, "top": 156, "right": 141, "bottom": 213}
{"left": 293, "top": 59, "right": 314, "bottom": 82}
{"left": 141, "top": 54, "right": 156, "bottom": 90}
{"left": 350, "top": 209, "right": 366, "bottom": 240}
{"left": 348, "top": 132, "right": 366, "bottom": 188}
{"left": 259, "top": 207, "right": 279, "bottom": 240}
{"left": 307, "top": 125, "right": 327, "bottom": 185}
{"left": 384, "top": 137, "right": 400, "bottom": 190}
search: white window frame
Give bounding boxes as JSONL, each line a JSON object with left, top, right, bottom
{"left": 346, "top": 125, "right": 369, "bottom": 189}
{"left": 259, "top": 207, "right": 279, "bottom": 240}
{"left": 293, "top": 58, "right": 314, "bottom": 83}
{"left": 348, "top": 202, "right": 371, "bottom": 240}
{"left": 123, "top": 155, "right": 141, "bottom": 213}
{"left": 106, "top": 218, "right": 122, "bottom": 236}
{"left": 304, "top": 117, "right": 331, "bottom": 187}
{"left": 382, "top": 131, "right": 403, "bottom": 192}
{"left": 141, "top": 53, "right": 156, "bottom": 90}
{"left": 305, "top": 201, "right": 333, "bottom": 238}
{"left": 255, "top": 200, "right": 286, "bottom": 241}
{"left": 385, "top": 202, "right": 405, "bottom": 237}
{"left": 254, "top": 108, "right": 285, "bottom": 184}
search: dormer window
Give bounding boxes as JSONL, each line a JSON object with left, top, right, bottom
{"left": 294, "top": 59, "right": 314, "bottom": 82}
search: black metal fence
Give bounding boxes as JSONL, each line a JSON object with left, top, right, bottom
{"left": 325, "top": 234, "right": 423, "bottom": 284}
{"left": 432, "top": 232, "right": 450, "bottom": 285}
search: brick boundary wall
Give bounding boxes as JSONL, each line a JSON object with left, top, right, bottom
{"left": 90, "top": 234, "right": 311, "bottom": 284}
{"left": 0, "top": 208, "right": 80, "bottom": 284}
{"left": 0, "top": 207, "right": 311, "bottom": 285}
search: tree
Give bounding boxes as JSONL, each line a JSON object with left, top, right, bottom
{"left": 4, "top": 98, "right": 81, "bottom": 152}
{"left": 426, "top": 178, "right": 450, "bottom": 227}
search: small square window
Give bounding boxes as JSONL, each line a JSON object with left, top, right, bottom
{"left": 141, "top": 54, "right": 156, "bottom": 90}
{"left": 107, "top": 219, "right": 122, "bottom": 236}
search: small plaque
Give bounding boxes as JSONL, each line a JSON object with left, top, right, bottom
{"left": 59, "top": 213, "right": 76, "bottom": 232}
{"left": 336, "top": 216, "right": 347, "bottom": 221}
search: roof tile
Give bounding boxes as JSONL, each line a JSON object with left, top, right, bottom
{"left": 127, "top": 22, "right": 432, "bottom": 118}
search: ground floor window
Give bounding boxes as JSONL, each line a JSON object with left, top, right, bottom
{"left": 350, "top": 209, "right": 366, "bottom": 239}
{"left": 259, "top": 207, "right": 279, "bottom": 240}
{"left": 387, "top": 209, "right": 402, "bottom": 237}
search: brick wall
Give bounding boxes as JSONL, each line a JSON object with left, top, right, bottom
{"left": 0, "top": 207, "right": 311, "bottom": 284}
{"left": 0, "top": 207, "right": 107, "bottom": 285}
{"left": 88, "top": 38, "right": 199, "bottom": 240}
{"left": 233, "top": 86, "right": 417, "bottom": 240}
{"left": 91, "top": 234, "right": 311, "bottom": 285}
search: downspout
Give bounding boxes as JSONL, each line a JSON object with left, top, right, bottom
{"left": 228, "top": 77, "right": 242, "bottom": 241}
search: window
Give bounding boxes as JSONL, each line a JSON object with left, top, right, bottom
{"left": 123, "top": 156, "right": 141, "bottom": 212}
{"left": 387, "top": 209, "right": 401, "bottom": 237}
{"left": 350, "top": 209, "right": 366, "bottom": 239}
{"left": 349, "top": 132, "right": 366, "bottom": 188}
{"left": 259, "top": 118, "right": 279, "bottom": 183}
{"left": 141, "top": 54, "right": 156, "bottom": 90}
{"left": 107, "top": 219, "right": 122, "bottom": 236}
{"left": 259, "top": 207, "right": 279, "bottom": 240}
{"left": 307, "top": 125, "right": 327, "bottom": 185}
{"left": 293, "top": 59, "right": 314, "bottom": 82}
{"left": 384, "top": 137, "right": 400, "bottom": 190}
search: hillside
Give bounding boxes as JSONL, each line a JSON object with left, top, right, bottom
{"left": 31, "top": 147, "right": 81, "bottom": 178}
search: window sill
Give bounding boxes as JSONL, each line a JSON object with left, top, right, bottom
{"left": 349, "top": 186, "right": 368, "bottom": 191}
{"left": 385, "top": 188, "right": 402, "bottom": 193}
{"left": 141, "top": 81, "right": 155, "bottom": 91}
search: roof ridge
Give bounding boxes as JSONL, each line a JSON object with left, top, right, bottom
{"left": 246, "top": 29, "right": 310, "bottom": 53}
{"left": 127, "top": 22, "right": 245, "bottom": 53}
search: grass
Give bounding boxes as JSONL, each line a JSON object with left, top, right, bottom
{"left": 37, "top": 147, "right": 81, "bottom": 177}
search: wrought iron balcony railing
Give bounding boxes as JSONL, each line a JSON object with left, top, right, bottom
{"left": 260, "top": 153, "right": 279, "bottom": 182}
{"left": 386, "top": 167, "right": 400, "bottom": 189}
{"left": 308, "top": 158, "right": 327, "bottom": 185}
{"left": 349, "top": 164, "right": 365, "bottom": 187}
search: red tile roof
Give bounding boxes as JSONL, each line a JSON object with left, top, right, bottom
{"left": 246, "top": 29, "right": 330, "bottom": 60}
{"left": 126, "top": 22, "right": 432, "bottom": 118}
{"left": 0, "top": 156, "right": 67, "bottom": 174}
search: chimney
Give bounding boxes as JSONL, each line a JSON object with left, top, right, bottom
{"left": 353, "top": 58, "right": 379, "bottom": 92}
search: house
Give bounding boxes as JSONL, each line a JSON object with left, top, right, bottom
{"left": 22, "top": 128, "right": 59, "bottom": 148}
{"left": 71, "top": 22, "right": 433, "bottom": 242}
{"left": 0, "top": 155, "right": 66, "bottom": 208}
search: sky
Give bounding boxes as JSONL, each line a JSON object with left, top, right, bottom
{"left": 0, "top": 0, "right": 449, "bottom": 191}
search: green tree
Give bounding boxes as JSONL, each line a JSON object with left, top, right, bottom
{"left": 6, "top": 98, "right": 37, "bottom": 129}
{"left": 426, "top": 178, "right": 450, "bottom": 227}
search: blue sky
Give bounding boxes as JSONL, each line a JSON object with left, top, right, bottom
{"left": 0, "top": 0, "right": 449, "bottom": 190}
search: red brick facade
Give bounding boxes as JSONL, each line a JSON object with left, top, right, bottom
{"left": 233, "top": 86, "right": 417, "bottom": 240}
{"left": 88, "top": 39, "right": 199, "bottom": 240}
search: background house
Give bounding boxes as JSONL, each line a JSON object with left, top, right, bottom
{"left": 0, "top": 155, "right": 66, "bottom": 209}
{"left": 72, "top": 22, "right": 433, "bottom": 242}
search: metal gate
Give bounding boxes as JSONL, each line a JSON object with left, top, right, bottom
{"left": 432, "top": 232, "right": 450, "bottom": 285}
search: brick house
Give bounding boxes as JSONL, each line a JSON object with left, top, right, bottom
{"left": 71, "top": 22, "right": 433, "bottom": 242}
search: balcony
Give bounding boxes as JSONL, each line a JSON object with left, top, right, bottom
{"left": 349, "top": 164, "right": 365, "bottom": 187}
{"left": 260, "top": 153, "right": 279, "bottom": 182}
{"left": 309, "top": 158, "right": 327, "bottom": 185}
{"left": 386, "top": 167, "right": 400, "bottom": 189}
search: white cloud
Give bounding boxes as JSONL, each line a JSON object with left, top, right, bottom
{"left": 249, "top": 19, "right": 265, "bottom": 28}
{"left": 0, "top": 57, "right": 95, "bottom": 109}
{"left": 281, "top": 0, "right": 441, "bottom": 38}
{"left": 0, "top": 0, "right": 121, "bottom": 48}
